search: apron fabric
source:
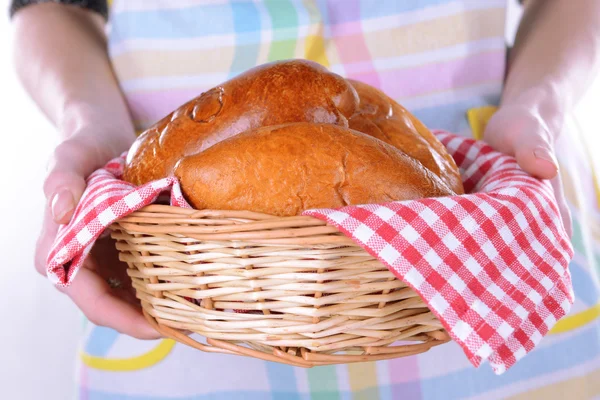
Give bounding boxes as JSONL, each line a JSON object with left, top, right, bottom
{"left": 74, "top": 1, "right": 600, "bottom": 399}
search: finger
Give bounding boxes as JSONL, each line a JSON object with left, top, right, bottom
{"left": 34, "top": 207, "right": 59, "bottom": 276}
{"left": 550, "top": 174, "right": 573, "bottom": 238}
{"left": 484, "top": 109, "right": 559, "bottom": 180}
{"left": 63, "top": 267, "right": 162, "bottom": 340}
{"left": 43, "top": 137, "right": 109, "bottom": 225}
{"left": 513, "top": 136, "right": 559, "bottom": 181}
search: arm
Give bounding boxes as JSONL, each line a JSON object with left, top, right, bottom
{"left": 486, "top": 0, "right": 600, "bottom": 174}
{"left": 484, "top": 0, "right": 600, "bottom": 236}
{"left": 12, "top": 2, "right": 135, "bottom": 187}
{"left": 504, "top": 0, "right": 600, "bottom": 130}
{"left": 12, "top": 2, "right": 158, "bottom": 339}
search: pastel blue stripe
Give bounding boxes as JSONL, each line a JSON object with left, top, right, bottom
{"left": 570, "top": 258, "right": 600, "bottom": 306}
{"left": 378, "top": 377, "right": 394, "bottom": 400}
{"left": 229, "top": 1, "right": 262, "bottom": 77}
{"left": 265, "top": 363, "right": 301, "bottom": 400}
{"left": 83, "top": 389, "right": 407, "bottom": 400}
{"left": 340, "top": 392, "right": 352, "bottom": 400}
{"left": 86, "top": 391, "right": 292, "bottom": 400}
{"left": 110, "top": 0, "right": 478, "bottom": 41}
{"left": 390, "top": 380, "right": 423, "bottom": 400}
{"left": 411, "top": 95, "right": 501, "bottom": 133}
{"left": 83, "top": 326, "right": 119, "bottom": 357}
{"left": 358, "top": 0, "right": 454, "bottom": 21}
{"left": 358, "top": 0, "right": 497, "bottom": 21}
{"left": 315, "top": 0, "right": 332, "bottom": 32}
{"left": 80, "top": 325, "right": 600, "bottom": 398}
{"left": 111, "top": 4, "right": 236, "bottom": 39}
{"left": 417, "top": 321, "right": 600, "bottom": 400}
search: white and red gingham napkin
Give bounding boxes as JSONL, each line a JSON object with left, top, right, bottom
{"left": 46, "top": 130, "right": 574, "bottom": 374}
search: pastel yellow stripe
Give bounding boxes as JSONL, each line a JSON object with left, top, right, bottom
{"left": 580, "top": 125, "right": 600, "bottom": 210}
{"left": 112, "top": 47, "right": 235, "bottom": 81}
{"left": 505, "top": 365, "right": 600, "bottom": 400}
{"left": 305, "top": 34, "right": 330, "bottom": 67}
{"left": 302, "top": 0, "right": 331, "bottom": 68}
{"left": 593, "top": 169, "right": 600, "bottom": 210}
{"left": 347, "top": 362, "right": 380, "bottom": 399}
{"left": 364, "top": 8, "right": 505, "bottom": 60}
{"left": 466, "top": 105, "right": 497, "bottom": 140}
{"left": 570, "top": 116, "right": 600, "bottom": 210}
{"left": 550, "top": 302, "right": 600, "bottom": 335}
{"left": 560, "top": 164, "right": 582, "bottom": 210}
{"left": 80, "top": 339, "right": 176, "bottom": 371}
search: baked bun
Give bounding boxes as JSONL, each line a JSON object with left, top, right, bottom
{"left": 123, "top": 60, "right": 359, "bottom": 185}
{"left": 347, "top": 79, "right": 463, "bottom": 194}
{"left": 122, "top": 59, "right": 463, "bottom": 216}
{"left": 175, "top": 123, "right": 455, "bottom": 216}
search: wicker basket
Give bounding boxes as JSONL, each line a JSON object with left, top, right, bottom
{"left": 110, "top": 204, "right": 450, "bottom": 367}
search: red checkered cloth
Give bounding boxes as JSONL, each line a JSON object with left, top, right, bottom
{"left": 46, "top": 130, "right": 573, "bottom": 375}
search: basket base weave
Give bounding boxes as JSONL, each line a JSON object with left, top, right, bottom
{"left": 113, "top": 205, "right": 450, "bottom": 367}
{"left": 142, "top": 303, "right": 450, "bottom": 368}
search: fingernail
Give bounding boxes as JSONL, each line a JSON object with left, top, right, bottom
{"left": 533, "top": 148, "right": 559, "bottom": 171}
{"left": 50, "top": 189, "right": 75, "bottom": 222}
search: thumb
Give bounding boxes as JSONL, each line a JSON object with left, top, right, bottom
{"left": 43, "top": 137, "right": 109, "bottom": 225}
{"left": 484, "top": 109, "right": 559, "bottom": 180}
{"left": 513, "top": 134, "right": 559, "bottom": 180}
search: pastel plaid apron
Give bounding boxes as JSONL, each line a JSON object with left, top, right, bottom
{"left": 74, "top": 1, "right": 600, "bottom": 398}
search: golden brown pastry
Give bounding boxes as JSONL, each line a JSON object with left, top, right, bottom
{"left": 123, "top": 59, "right": 359, "bottom": 185}
{"left": 175, "top": 123, "right": 455, "bottom": 216}
{"left": 347, "top": 79, "right": 464, "bottom": 194}
{"left": 122, "top": 60, "right": 464, "bottom": 216}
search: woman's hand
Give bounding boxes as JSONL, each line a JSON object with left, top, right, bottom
{"left": 34, "top": 129, "right": 161, "bottom": 339}
{"left": 482, "top": 0, "right": 600, "bottom": 240}
{"left": 12, "top": 4, "right": 160, "bottom": 338}
{"left": 483, "top": 104, "right": 572, "bottom": 237}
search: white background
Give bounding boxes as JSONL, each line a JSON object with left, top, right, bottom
{"left": 0, "top": 1, "right": 598, "bottom": 399}
{"left": 0, "top": 1, "right": 82, "bottom": 400}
